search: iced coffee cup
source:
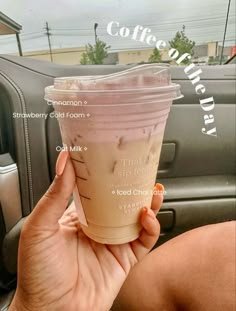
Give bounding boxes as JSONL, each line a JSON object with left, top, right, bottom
{"left": 45, "top": 64, "right": 183, "bottom": 244}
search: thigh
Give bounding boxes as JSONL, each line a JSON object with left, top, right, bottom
{"left": 112, "top": 221, "right": 236, "bottom": 311}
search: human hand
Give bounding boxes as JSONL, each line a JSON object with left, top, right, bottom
{"left": 9, "top": 151, "right": 163, "bottom": 311}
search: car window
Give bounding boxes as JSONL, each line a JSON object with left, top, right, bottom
{"left": 0, "top": 0, "right": 235, "bottom": 66}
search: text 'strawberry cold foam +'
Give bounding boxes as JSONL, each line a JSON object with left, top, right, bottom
{"left": 45, "top": 64, "right": 183, "bottom": 244}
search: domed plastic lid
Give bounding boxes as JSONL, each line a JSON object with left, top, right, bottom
{"left": 45, "top": 64, "right": 183, "bottom": 103}
{"left": 53, "top": 64, "right": 171, "bottom": 91}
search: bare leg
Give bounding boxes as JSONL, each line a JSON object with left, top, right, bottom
{"left": 112, "top": 221, "right": 236, "bottom": 311}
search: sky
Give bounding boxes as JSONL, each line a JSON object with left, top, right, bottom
{"left": 0, "top": 0, "right": 235, "bottom": 54}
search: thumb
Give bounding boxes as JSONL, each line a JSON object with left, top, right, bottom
{"left": 28, "top": 151, "right": 76, "bottom": 227}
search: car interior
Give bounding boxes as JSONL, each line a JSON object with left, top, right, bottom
{"left": 0, "top": 54, "right": 235, "bottom": 310}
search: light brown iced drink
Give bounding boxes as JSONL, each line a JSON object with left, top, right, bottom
{"left": 45, "top": 64, "right": 182, "bottom": 244}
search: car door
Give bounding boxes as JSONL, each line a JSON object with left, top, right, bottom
{"left": 156, "top": 63, "right": 236, "bottom": 244}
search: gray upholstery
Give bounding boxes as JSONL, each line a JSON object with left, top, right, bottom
{"left": 0, "top": 290, "right": 15, "bottom": 311}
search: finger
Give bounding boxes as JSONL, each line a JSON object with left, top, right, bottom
{"left": 28, "top": 151, "right": 76, "bottom": 227}
{"left": 151, "top": 183, "right": 164, "bottom": 215}
{"left": 130, "top": 207, "right": 160, "bottom": 261}
{"left": 59, "top": 208, "right": 78, "bottom": 224}
{"left": 60, "top": 200, "right": 82, "bottom": 231}
{"left": 59, "top": 201, "right": 79, "bottom": 226}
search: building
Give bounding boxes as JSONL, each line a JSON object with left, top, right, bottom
{"left": 22, "top": 47, "right": 119, "bottom": 65}
{"left": 14, "top": 41, "right": 233, "bottom": 65}
{"left": 117, "top": 48, "right": 171, "bottom": 65}
{"left": 20, "top": 45, "right": 171, "bottom": 65}
{"left": 0, "top": 11, "right": 22, "bottom": 55}
{"left": 22, "top": 47, "right": 86, "bottom": 65}
{"left": 103, "top": 52, "right": 118, "bottom": 65}
{"left": 193, "top": 42, "right": 232, "bottom": 64}
{"left": 118, "top": 49, "right": 152, "bottom": 64}
{"left": 22, "top": 47, "right": 155, "bottom": 65}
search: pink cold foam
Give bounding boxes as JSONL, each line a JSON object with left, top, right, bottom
{"left": 44, "top": 65, "right": 182, "bottom": 143}
{"left": 52, "top": 93, "right": 172, "bottom": 143}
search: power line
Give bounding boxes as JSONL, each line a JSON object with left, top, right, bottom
{"left": 51, "top": 15, "right": 235, "bottom": 32}
{"left": 53, "top": 22, "right": 235, "bottom": 35}
{"left": 49, "top": 20, "right": 235, "bottom": 37}
{"left": 49, "top": 21, "right": 235, "bottom": 37}
{"left": 21, "top": 31, "right": 44, "bottom": 37}
{"left": 0, "top": 32, "right": 44, "bottom": 41}
{"left": 0, "top": 13, "right": 234, "bottom": 42}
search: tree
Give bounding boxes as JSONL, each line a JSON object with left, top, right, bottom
{"left": 169, "top": 25, "right": 195, "bottom": 64}
{"left": 208, "top": 55, "right": 220, "bottom": 65}
{"left": 80, "top": 52, "right": 89, "bottom": 65}
{"left": 80, "top": 39, "right": 110, "bottom": 65}
{"left": 148, "top": 48, "right": 162, "bottom": 63}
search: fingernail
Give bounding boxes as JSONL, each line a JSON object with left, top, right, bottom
{"left": 155, "top": 183, "right": 165, "bottom": 193}
{"left": 56, "top": 151, "right": 69, "bottom": 176}
{"left": 143, "top": 207, "right": 156, "bottom": 219}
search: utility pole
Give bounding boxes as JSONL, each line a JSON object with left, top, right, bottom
{"left": 94, "top": 23, "right": 98, "bottom": 44}
{"left": 45, "top": 22, "right": 53, "bottom": 62}
{"left": 220, "top": 0, "right": 231, "bottom": 64}
{"left": 16, "top": 32, "right": 23, "bottom": 56}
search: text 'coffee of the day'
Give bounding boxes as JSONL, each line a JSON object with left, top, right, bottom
{"left": 107, "top": 21, "right": 217, "bottom": 137}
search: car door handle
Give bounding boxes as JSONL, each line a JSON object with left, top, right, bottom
{"left": 159, "top": 143, "right": 176, "bottom": 169}
{"left": 157, "top": 210, "right": 175, "bottom": 231}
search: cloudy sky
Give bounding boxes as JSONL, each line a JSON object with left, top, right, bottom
{"left": 0, "top": 0, "right": 235, "bottom": 54}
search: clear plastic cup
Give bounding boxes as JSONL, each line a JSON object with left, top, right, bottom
{"left": 45, "top": 64, "right": 183, "bottom": 244}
